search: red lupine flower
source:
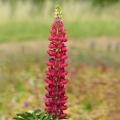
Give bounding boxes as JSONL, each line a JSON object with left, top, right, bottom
{"left": 45, "top": 5, "right": 68, "bottom": 119}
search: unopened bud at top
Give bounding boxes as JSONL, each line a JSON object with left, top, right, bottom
{"left": 55, "top": 5, "right": 62, "bottom": 19}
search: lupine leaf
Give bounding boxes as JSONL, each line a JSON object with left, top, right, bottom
{"left": 56, "top": 117, "right": 60, "bottom": 120}
{"left": 13, "top": 109, "right": 53, "bottom": 120}
{"left": 47, "top": 114, "right": 52, "bottom": 120}
{"left": 40, "top": 113, "right": 46, "bottom": 119}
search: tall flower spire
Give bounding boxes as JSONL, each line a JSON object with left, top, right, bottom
{"left": 44, "top": 5, "right": 68, "bottom": 119}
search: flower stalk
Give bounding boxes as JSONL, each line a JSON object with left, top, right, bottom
{"left": 45, "top": 5, "right": 68, "bottom": 119}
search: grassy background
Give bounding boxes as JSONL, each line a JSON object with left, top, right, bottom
{"left": 0, "top": 0, "right": 120, "bottom": 42}
{"left": 0, "top": 18, "right": 120, "bottom": 42}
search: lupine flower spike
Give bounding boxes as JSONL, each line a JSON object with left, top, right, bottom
{"left": 45, "top": 5, "right": 69, "bottom": 119}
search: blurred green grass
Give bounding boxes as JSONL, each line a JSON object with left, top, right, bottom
{"left": 0, "top": 22, "right": 49, "bottom": 42}
{"left": 0, "top": 18, "right": 120, "bottom": 42}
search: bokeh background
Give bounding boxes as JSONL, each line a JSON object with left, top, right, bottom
{"left": 0, "top": 0, "right": 120, "bottom": 120}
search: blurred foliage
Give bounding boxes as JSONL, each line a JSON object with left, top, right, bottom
{"left": 0, "top": 0, "right": 46, "bottom": 14}
{"left": 92, "top": 0, "right": 120, "bottom": 6}
{"left": 0, "top": 19, "right": 120, "bottom": 42}
{"left": 31, "top": 0, "right": 46, "bottom": 11}
{"left": 1, "top": 0, "right": 120, "bottom": 8}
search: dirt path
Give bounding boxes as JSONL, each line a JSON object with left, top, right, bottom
{"left": 0, "top": 37, "right": 120, "bottom": 53}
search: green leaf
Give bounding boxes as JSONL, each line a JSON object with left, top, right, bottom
{"left": 13, "top": 112, "right": 34, "bottom": 120}
{"left": 47, "top": 114, "right": 53, "bottom": 120}
{"left": 13, "top": 109, "right": 53, "bottom": 120}
{"left": 13, "top": 117, "right": 25, "bottom": 120}
{"left": 56, "top": 117, "right": 60, "bottom": 120}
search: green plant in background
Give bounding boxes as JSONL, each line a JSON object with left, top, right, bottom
{"left": 92, "top": 0, "right": 120, "bottom": 6}
{"left": 31, "top": 0, "right": 46, "bottom": 12}
{"left": 82, "top": 100, "right": 93, "bottom": 112}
